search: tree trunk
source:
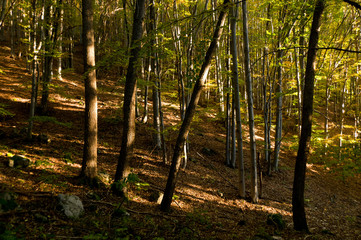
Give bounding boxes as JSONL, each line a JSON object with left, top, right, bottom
{"left": 40, "top": 1, "right": 52, "bottom": 114}
{"left": 57, "top": 0, "right": 63, "bottom": 80}
{"left": 114, "top": 0, "right": 146, "bottom": 183}
{"left": 149, "top": 0, "right": 161, "bottom": 149}
{"left": 80, "top": 0, "right": 98, "bottom": 182}
{"left": 160, "top": 0, "right": 229, "bottom": 212}
{"left": 28, "top": 0, "right": 37, "bottom": 140}
{"left": 274, "top": 41, "right": 283, "bottom": 172}
{"left": 225, "top": 33, "right": 231, "bottom": 167}
{"left": 292, "top": 0, "right": 325, "bottom": 232}
{"left": 230, "top": 1, "right": 245, "bottom": 198}
{"left": 241, "top": 0, "right": 258, "bottom": 203}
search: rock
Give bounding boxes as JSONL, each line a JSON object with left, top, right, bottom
{"left": 8, "top": 155, "right": 30, "bottom": 168}
{"left": 57, "top": 194, "right": 84, "bottom": 219}
{"left": 267, "top": 214, "right": 285, "bottom": 230}
{"left": 0, "top": 192, "right": 18, "bottom": 212}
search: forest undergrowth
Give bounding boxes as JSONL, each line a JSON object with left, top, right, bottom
{"left": 0, "top": 44, "right": 361, "bottom": 240}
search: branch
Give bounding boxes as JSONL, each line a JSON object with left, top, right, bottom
{"left": 342, "top": 0, "right": 361, "bottom": 10}
{"left": 317, "top": 47, "right": 361, "bottom": 53}
{"left": 251, "top": 46, "right": 361, "bottom": 67}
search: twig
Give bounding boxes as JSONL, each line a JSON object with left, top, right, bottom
{"left": 196, "top": 152, "right": 238, "bottom": 190}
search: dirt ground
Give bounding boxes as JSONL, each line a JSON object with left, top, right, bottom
{"left": 0, "top": 43, "right": 361, "bottom": 239}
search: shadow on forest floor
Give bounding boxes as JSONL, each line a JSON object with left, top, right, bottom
{"left": 0, "top": 43, "right": 361, "bottom": 240}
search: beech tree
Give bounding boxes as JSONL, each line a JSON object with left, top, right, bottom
{"left": 80, "top": 0, "right": 98, "bottom": 183}
{"left": 242, "top": 0, "right": 258, "bottom": 203}
{"left": 292, "top": 0, "right": 325, "bottom": 231}
{"left": 230, "top": 0, "right": 245, "bottom": 198}
{"left": 161, "top": 0, "right": 230, "bottom": 212}
{"left": 113, "top": 0, "right": 146, "bottom": 186}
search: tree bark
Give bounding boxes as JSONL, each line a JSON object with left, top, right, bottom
{"left": 241, "top": 0, "right": 258, "bottom": 203}
{"left": 230, "top": 1, "right": 245, "bottom": 198}
{"left": 114, "top": 0, "right": 146, "bottom": 182}
{"left": 292, "top": 0, "right": 325, "bottom": 232}
{"left": 81, "top": 0, "right": 98, "bottom": 182}
{"left": 160, "top": 0, "right": 229, "bottom": 212}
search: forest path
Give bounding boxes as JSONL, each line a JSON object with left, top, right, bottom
{"left": 0, "top": 43, "right": 360, "bottom": 239}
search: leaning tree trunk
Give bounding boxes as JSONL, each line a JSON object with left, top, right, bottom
{"left": 160, "top": 0, "right": 229, "bottom": 212}
{"left": 241, "top": 0, "right": 258, "bottom": 203}
{"left": 80, "top": 0, "right": 98, "bottom": 182}
{"left": 292, "top": 0, "right": 325, "bottom": 232}
{"left": 114, "top": 0, "right": 146, "bottom": 183}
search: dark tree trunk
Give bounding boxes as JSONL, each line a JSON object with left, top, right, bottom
{"left": 80, "top": 0, "right": 98, "bottom": 182}
{"left": 160, "top": 0, "right": 229, "bottom": 212}
{"left": 230, "top": 1, "right": 245, "bottom": 197}
{"left": 292, "top": 0, "right": 325, "bottom": 232}
{"left": 114, "top": 0, "right": 146, "bottom": 183}
{"left": 40, "top": 0, "right": 52, "bottom": 114}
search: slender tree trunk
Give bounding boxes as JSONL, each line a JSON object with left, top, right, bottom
{"left": 57, "top": 0, "right": 63, "bottom": 80}
{"left": 40, "top": 1, "right": 51, "bottom": 114}
{"left": 274, "top": 41, "right": 283, "bottom": 172}
{"left": 114, "top": 0, "right": 146, "bottom": 183}
{"left": 225, "top": 33, "right": 231, "bottom": 167}
{"left": 292, "top": 0, "right": 325, "bottom": 232}
{"left": 264, "top": 3, "right": 271, "bottom": 176}
{"left": 80, "top": 0, "right": 98, "bottom": 182}
{"left": 10, "top": 8, "right": 14, "bottom": 57}
{"left": 160, "top": 0, "right": 229, "bottom": 212}
{"left": 149, "top": 0, "right": 161, "bottom": 149}
{"left": 143, "top": 57, "right": 150, "bottom": 123}
{"left": 28, "top": 0, "right": 37, "bottom": 140}
{"left": 241, "top": 0, "right": 258, "bottom": 203}
{"left": 230, "top": 1, "right": 245, "bottom": 198}
{"left": 295, "top": 30, "right": 302, "bottom": 137}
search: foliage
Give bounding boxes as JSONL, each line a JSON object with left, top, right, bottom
{"left": 0, "top": 104, "right": 15, "bottom": 119}
{"left": 111, "top": 173, "right": 149, "bottom": 199}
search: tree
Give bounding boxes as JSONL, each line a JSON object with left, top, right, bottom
{"left": 242, "top": 0, "right": 258, "bottom": 203}
{"left": 113, "top": 0, "right": 146, "bottom": 185}
{"left": 80, "top": 0, "right": 98, "bottom": 183}
{"left": 160, "top": 0, "right": 230, "bottom": 212}
{"left": 292, "top": 0, "right": 325, "bottom": 232}
{"left": 230, "top": 0, "right": 245, "bottom": 198}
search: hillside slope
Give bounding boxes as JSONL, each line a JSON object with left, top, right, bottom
{"left": 0, "top": 44, "right": 360, "bottom": 239}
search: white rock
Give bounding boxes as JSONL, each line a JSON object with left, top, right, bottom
{"left": 57, "top": 194, "right": 84, "bottom": 219}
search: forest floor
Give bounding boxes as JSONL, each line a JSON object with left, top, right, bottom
{"left": 0, "top": 43, "right": 361, "bottom": 240}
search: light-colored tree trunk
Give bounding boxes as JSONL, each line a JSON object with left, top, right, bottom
{"left": 274, "top": 40, "right": 283, "bottom": 172}
{"left": 57, "top": 1, "right": 63, "bottom": 80}
{"left": 241, "top": 0, "right": 258, "bottom": 203}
